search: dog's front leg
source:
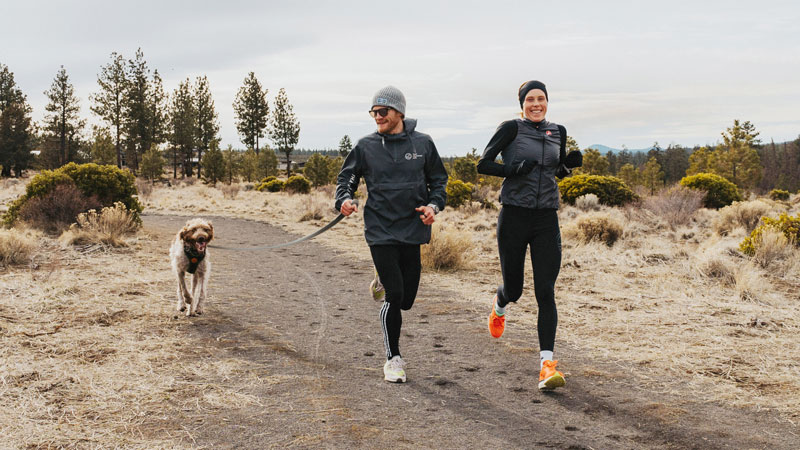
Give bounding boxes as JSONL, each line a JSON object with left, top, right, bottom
{"left": 195, "top": 270, "right": 209, "bottom": 315}
{"left": 177, "top": 271, "right": 193, "bottom": 314}
{"left": 188, "top": 273, "right": 201, "bottom": 316}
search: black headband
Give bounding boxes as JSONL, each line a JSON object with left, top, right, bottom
{"left": 518, "top": 80, "right": 548, "bottom": 108}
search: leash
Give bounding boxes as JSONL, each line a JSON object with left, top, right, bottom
{"left": 209, "top": 198, "right": 358, "bottom": 251}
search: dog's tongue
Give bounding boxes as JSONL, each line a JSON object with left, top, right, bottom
{"left": 196, "top": 242, "right": 207, "bottom": 252}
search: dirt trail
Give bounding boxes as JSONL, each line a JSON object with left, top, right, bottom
{"left": 143, "top": 214, "right": 797, "bottom": 449}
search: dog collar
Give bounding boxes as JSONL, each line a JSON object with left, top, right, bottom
{"left": 184, "top": 245, "right": 206, "bottom": 274}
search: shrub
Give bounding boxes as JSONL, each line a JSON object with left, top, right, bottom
{"left": 59, "top": 202, "right": 140, "bottom": 247}
{"left": 303, "top": 154, "right": 337, "bottom": 187}
{"left": 714, "top": 200, "right": 774, "bottom": 235}
{"left": 18, "top": 183, "right": 103, "bottom": 234}
{"left": 421, "top": 224, "right": 474, "bottom": 271}
{"left": 575, "top": 193, "right": 600, "bottom": 211}
{"left": 0, "top": 228, "right": 39, "bottom": 266}
{"left": 679, "top": 172, "right": 742, "bottom": 209}
{"left": 558, "top": 174, "right": 637, "bottom": 207}
{"left": 446, "top": 179, "right": 473, "bottom": 208}
{"left": 740, "top": 213, "right": 800, "bottom": 256}
{"left": 219, "top": 183, "right": 240, "bottom": 200}
{"left": 574, "top": 212, "right": 624, "bottom": 246}
{"left": 641, "top": 185, "right": 704, "bottom": 230}
{"left": 452, "top": 157, "right": 478, "bottom": 184}
{"left": 284, "top": 175, "right": 311, "bottom": 194}
{"left": 471, "top": 184, "right": 498, "bottom": 210}
{"left": 255, "top": 177, "right": 283, "bottom": 192}
{"left": 3, "top": 163, "right": 142, "bottom": 227}
{"left": 769, "top": 189, "right": 790, "bottom": 201}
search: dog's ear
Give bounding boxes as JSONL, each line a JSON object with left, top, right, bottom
{"left": 179, "top": 225, "right": 191, "bottom": 241}
{"left": 206, "top": 222, "right": 214, "bottom": 241}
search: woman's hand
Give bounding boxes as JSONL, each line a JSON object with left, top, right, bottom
{"left": 415, "top": 205, "right": 436, "bottom": 225}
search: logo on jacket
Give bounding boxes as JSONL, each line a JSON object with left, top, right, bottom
{"left": 405, "top": 152, "right": 420, "bottom": 160}
{"left": 546, "top": 130, "right": 552, "bottom": 136}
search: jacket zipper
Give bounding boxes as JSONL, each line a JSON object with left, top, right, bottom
{"left": 535, "top": 134, "right": 546, "bottom": 209}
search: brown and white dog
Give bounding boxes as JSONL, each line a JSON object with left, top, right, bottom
{"left": 170, "top": 218, "right": 214, "bottom": 316}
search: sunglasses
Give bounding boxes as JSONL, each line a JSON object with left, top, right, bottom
{"left": 369, "top": 107, "right": 391, "bottom": 118}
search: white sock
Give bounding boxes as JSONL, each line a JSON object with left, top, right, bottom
{"left": 540, "top": 351, "right": 554, "bottom": 368}
{"left": 494, "top": 301, "right": 505, "bottom": 316}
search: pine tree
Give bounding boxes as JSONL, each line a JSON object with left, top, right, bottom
{"left": 168, "top": 79, "right": 196, "bottom": 178}
{"left": 304, "top": 154, "right": 335, "bottom": 186}
{"left": 233, "top": 72, "right": 269, "bottom": 154}
{"left": 140, "top": 143, "right": 165, "bottom": 182}
{"left": 269, "top": 88, "right": 300, "bottom": 177}
{"left": 578, "top": 148, "right": 609, "bottom": 175}
{"left": 124, "top": 48, "right": 151, "bottom": 173}
{"left": 640, "top": 156, "right": 664, "bottom": 195}
{"left": 258, "top": 148, "right": 278, "bottom": 179}
{"left": 194, "top": 76, "right": 219, "bottom": 175}
{"left": 338, "top": 135, "right": 352, "bottom": 157}
{"left": 88, "top": 126, "right": 117, "bottom": 165}
{"left": 201, "top": 140, "right": 224, "bottom": 184}
{"left": 0, "top": 64, "right": 25, "bottom": 110}
{"left": 43, "top": 65, "right": 85, "bottom": 168}
{"left": 0, "top": 63, "right": 34, "bottom": 177}
{"left": 617, "top": 163, "right": 639, "bottom": 188}
{"left": 90, "top": 52, "right": 128, "bottom": 168}
{"left": 149, "top": 70, "right": 168, "bottom": 148}
{"left": 222, "top": 145, "right": 240, "bottom": 184}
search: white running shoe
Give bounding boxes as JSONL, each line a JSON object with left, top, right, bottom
{"left": 383, "top": 356, "right": 407, "bottom": 383}
{"left": 370, "top": 269, "right": 385, "bottom": 302}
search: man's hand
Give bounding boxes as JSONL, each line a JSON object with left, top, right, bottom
{"left": 415, "top": 205, "right": 435, "bottom": 225}
{"left": 340, "top": 199, "right": 358, "bottom": 216}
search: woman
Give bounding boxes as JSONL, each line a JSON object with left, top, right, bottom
{"left": 477, "top": 80, "right": 581, "bottom": 390}
{"left": 336, "top": 85, "right": 448, "bottom": 383}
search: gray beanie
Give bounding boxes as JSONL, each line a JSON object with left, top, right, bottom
{"left": 372, "top": 86, "right": 406, "bottom": 115}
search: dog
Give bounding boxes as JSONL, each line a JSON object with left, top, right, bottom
{"left": 170, "top": 218, "right": 214, "bottom": 316}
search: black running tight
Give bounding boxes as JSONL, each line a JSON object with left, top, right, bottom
{"left": 370, "top": 244, "right": 421, "bottom": 360}
{"left": 495, "top": 206, "right": 561, "bottom": 351}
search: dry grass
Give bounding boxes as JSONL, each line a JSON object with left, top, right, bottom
{"left": 219, "top": 183, "right": 241, "bottom": 200}
{"left": 566, "top": 211, "right": 624, "bottom": 246}
{"left": 0, "top": 228, "right": 40, "bottom": 266}
{"left": 714, "top": 199, "right": 782, "bottom": 235}
{"left": 575, "top": 193, "right": 600, "bottom": 211}
{"left": 59, "top": 202, "right": 140, "bottom": 247}
{"left": 420, "top": 223, "right": 474, "bottom": 271}
{"left": 135, "top": 177, "right": 154, "bottom": 199}
{"left": 5, "top": 175, "right": 800, "bottom": 448}
{"left": 641, "top": 185, "right": 704, "bottom": 230}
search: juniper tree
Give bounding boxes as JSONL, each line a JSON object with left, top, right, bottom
{"left": 140, "top": 143, "right": 165, "bottom": 182}
{"left": 269, "top": 88, "right": 300, "bottom": 177}
{"left": 233, "top": 72, "right": 269, "bottom": 154}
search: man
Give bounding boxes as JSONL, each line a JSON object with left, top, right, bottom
{"left": 335, "top": 86, "right": 448, "bottom": 383}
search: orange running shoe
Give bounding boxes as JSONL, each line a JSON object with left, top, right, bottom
{"left": 488, "top": 296, "right": 505, "bottom": 338}
{"left": 538, "top": 360, "right": 565, "bottom": 390}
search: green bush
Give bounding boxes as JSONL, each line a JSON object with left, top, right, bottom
{"left": 452, "top": 157, "right": 478, "bottom": 184}
{"left": 446, "top": 179, "right": 473, "bottom": 208}
{"left": 4, "top": 163, "right": 142, "bottom": 226}
{"left": 768, "top": 189, "right": 790, "bottom": 201}
{"left": 256, "top": 178, "right": 284, "bottom": 192}
{"left": 284, "top": 175, "right": 311, "bottom": 194}
{"left": 740, "top": 213, "right": 800, "bottom": 256}
{"left": 679, "top": 172, "right": 742, "bottom": 209}
{"left": 558, "top": 174, "right": 637, "bottom": 207}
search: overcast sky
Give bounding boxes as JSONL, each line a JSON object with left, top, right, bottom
{"left": 2, "top": 0, "right": 798, "bottom": 156}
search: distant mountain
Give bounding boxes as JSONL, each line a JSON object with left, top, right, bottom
{"left": 587, "top": 144, "right": 659, "bottom": 153}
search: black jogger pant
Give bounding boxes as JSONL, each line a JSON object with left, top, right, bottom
{"left": 370, "top": 244, "right": 421, "bottom": 360}
{"left": 495, "top": 206, "right": 561, "bottom": 352}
